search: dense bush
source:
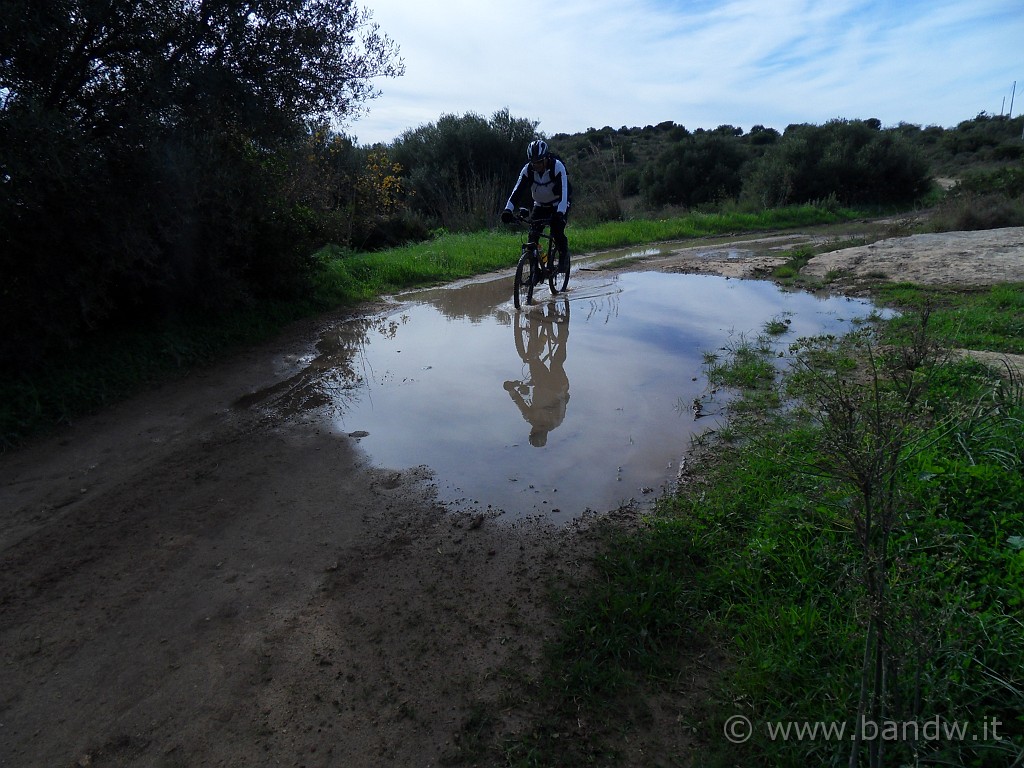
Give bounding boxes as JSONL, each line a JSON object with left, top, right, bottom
{"left": 0, "top": 0, "right": 402, "bottom": 370}
{"left": 388, "top": 110, "right": 538, "bottom": 231}
{"left": 921, "top": 113, "right": 1024, "bottom": 172}
{"left": 740, "top": 119, "right": 931, "bottom": 207}
{"left": 927, "top": 166, "right": 1024, "bottom": 231}
{"left": 641, "top": 135, "right": 751, "bottom": 207}
{"left": 929, "top": 193, "right": 1024, "bottom": 232}
{"left": 943, "top": 113, "right": 1020, "bottom": 155}
{"left": 955, "top": 165, "right": 1024, "bottom": 197}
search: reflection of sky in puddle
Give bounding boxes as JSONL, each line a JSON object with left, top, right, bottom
{"left": 266, "top": 272, "right": 885, "bottom": 523}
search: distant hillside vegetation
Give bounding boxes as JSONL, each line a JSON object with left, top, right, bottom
{"left": 372, "top": 111, "right": 1023, "bottom": 240}
{"left": 548, "top": 113, "right": 1024, "bottom": 223}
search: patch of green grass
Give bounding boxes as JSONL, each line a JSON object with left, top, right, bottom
{"left": 508, "top": 303, "right": 1024, "bottom": 767}
{"left": 313, "top": 204, "right": 864, "bottom": 301}
{"left": 770, "top": 245, "right": 817, "bottom": 283}
{"left": 702, "top": 334, "right": 784, "bottom": 414}
{"left": 567, "top": 204, "right": 863, "bottom": 254}
{"left": 703, "top": 334, "right": 777, "bottom": 390}
{"left": 771, "top": 239, "right": 870, "bottom": 286}
{"left": 875, "top": 282, "right": 1024, "bottom": 354}
{"left": 763, "top": 314, "right": 793, "bottom": 336}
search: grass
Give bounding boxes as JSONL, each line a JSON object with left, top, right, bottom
{"left": 313, "top": 203, "right": 865, "bottom": 302}
{"left": 770, "top": 238, "right": 871, "bottom": 286}
{"left": 876, "top": 282, "right": 1024, "bottom": 355}
{"left": 763, "top": 314, "right": 792, "bottom": 336}
{"left": 2, "top": 203, "right": 861, "bottom": 449}
{"left": 503, "top": 286, "right": 1024, "bottom": 767}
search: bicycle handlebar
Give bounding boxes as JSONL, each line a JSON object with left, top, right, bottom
{"left": 510, "top": 208, "right": 552, "bottom": 227}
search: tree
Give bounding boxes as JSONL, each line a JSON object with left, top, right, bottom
{"left": 390, "top": 110, "right": 538, "bottom": 231}
{"left": 0, "top": 0, "right": 403, "bottom": 139}
{"left": 741, "top": 119, "right": 929, "bottom": 208}
{"left": 0, "top": 0, "right": 403, "bottom": 368}
{"left": 748, "top": 124, "right": 781, "bottom": 146}
{"left": 641, "top": 134, "right": 750, "bottom": 208}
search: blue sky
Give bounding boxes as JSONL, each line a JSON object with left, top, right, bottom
{"left": 345, "top": 0, "right": 1023, "bottom": 146}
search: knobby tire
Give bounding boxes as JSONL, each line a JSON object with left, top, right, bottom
{"left": 555, "top": 251, "right": 570, "bottom": 293}
{"left": 544, "top": 247, "right": 570, "bottom": 296}
{"left": 514, "top": 251, "right": 534, "bottom": 309}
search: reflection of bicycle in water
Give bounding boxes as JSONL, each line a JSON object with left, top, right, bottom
{"left": 503, "top": 298, "right": 571, "bottom": 447}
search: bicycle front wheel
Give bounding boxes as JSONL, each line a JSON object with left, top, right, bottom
{"left": 513, "top": 251, "right": 534, "bottom": 309}
{"left": 555, "top": 250, "right": 570, "bottom": 293}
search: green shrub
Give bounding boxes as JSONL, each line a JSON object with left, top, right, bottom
{"left": 741, "top": 119, "right": 930, "bottom": 208}
{"left": 929, "top": 192, "right": 1024, "bottom": 231}
{"left": 955, "top": 166, "right": 1024, "bottom": 197}
{"left": 641, "top": 135, "right": 750, "bottom": 208}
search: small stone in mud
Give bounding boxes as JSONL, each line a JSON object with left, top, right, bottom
{"left": 348, "top": 431, "right": 370, "bottom": 439}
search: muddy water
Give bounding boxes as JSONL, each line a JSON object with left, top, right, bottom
{"left": 252, "top": 259, "right": 883, "bottom": 523}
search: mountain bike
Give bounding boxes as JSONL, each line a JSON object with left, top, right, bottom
{"left": 509, "top": 208, "right": 570, "bottom": 310}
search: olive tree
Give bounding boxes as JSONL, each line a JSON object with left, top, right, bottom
{"left": 0, "top": 0, "right": 403, "bottom": 367}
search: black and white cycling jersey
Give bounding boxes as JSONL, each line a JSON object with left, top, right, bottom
{"left": 505, "top": 158, "right": 570, "bottom": 215}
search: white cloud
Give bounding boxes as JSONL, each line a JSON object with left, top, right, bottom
{"left": 349, "top": 0, "right": 1024, "bottom": 144}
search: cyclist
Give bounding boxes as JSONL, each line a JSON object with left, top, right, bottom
{"left": 500, "top": 139, "right": 571, "bottom": 273}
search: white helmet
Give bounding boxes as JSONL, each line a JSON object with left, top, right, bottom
{"left": 527, "top": 140, "right": 549, "bottom": 162}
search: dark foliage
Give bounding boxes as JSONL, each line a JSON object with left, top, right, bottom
{"left": 0, "top": 0, "right": 402, "bottom": 370}
{"left": 389, "top": 110, "right": 538, "bottom": 231}
{"left": 740, "top": 119, "right": 931, "bottom": 207}
{"left": 641, "top": 134, "right": 751, "bottom": 208}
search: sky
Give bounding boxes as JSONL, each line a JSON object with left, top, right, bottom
{"left": 342, "top": 0, "right": 1024, "bottom": 146}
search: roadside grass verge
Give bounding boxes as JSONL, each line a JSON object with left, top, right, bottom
{"left": 505, "top": 289, "right": 1024, "bottom": 767}
{"left": 2, "top": 204, "right": 860, "bottom": 449}
{"left": 315, "top": 204, "right": 865, "bottom": 302}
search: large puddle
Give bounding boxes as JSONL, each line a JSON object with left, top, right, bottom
{"left": 245, "top": 255, "right": 884, "bottom": 523}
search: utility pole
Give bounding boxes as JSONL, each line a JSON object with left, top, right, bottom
{"left": 1010, "top": 81, "right": 1016, "bottom": 119}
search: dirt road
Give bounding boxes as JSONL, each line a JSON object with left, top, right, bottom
{"left": 3, "top": 226, "right": 1023, "bottom": 767}
{"left": 0, "top": 317, "right": 601, "bottom": 767}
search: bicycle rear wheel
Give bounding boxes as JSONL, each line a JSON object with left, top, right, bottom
{"left": 545, "top": 247, "right": 569, "bottom": 295}
{"left": 513, "top": 251, "right": 534, "bottom": 309}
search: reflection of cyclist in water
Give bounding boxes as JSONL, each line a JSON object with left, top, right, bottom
{"left": 503, "top": 300, "right": 570, "bottom": 447}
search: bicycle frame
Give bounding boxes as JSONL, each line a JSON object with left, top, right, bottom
{"left": 517, "top": 210, "right": 555, "bottom": 269}
{"left": 510, "top": 208, "right": 569, "bottom": 309}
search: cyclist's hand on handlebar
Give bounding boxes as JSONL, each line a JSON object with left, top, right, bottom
{"left": 501, "top": 209, "right": 514, "bottom": 224}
